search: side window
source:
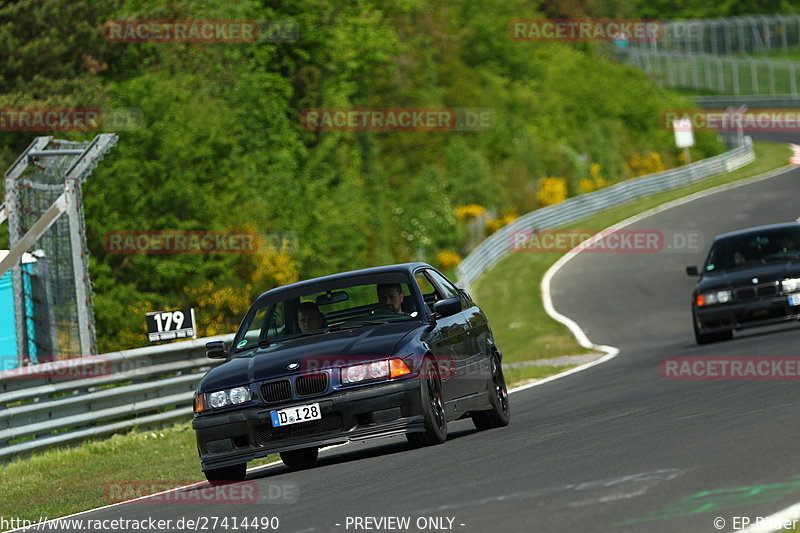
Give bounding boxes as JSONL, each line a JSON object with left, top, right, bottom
{"left": 415, "top": 271, "right": 440, "bottom": 310}
{"left": 241, "top": 305, "right": 274, "bottom": 348}
{"left": 426, "top": 269, "right": 469, "bottom": 308}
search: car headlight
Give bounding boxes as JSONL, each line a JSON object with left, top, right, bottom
{"left": 696, "top": 290, "right": 731, "bottom": 306}
{"left": 341, "top": 359, "right": 411, "bottom": 384}
{"left": 782, "top": 278, "right": 800, "bottom": 293}
{"left": 202, "top": 386, "right": 251, "bottom": 411}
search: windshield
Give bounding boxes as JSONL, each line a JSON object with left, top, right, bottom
{"left": 704, "top": 228, "right": 800, "bottom": 272}
{"left": 232, "top": 275, "right": 420, "bottom": 352}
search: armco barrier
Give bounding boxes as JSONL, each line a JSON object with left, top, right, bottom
{"left": 456, "top": 137, "right": 755, "bottom": 290}
{"left": 0, "top": 138, "right": 756, "bottom": 462}
{"left": 0, "top": 333, "right": 233, "bottom": 462}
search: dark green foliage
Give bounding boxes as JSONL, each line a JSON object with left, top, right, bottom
{"left": 0, "top": 0, "right": 727, "bottom": 351}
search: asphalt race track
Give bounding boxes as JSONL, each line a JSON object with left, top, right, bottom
{"left": 30, "top": 156, "right": 800, "bottom": 533}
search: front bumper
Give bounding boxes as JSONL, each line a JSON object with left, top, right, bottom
{"left": 695, "top": 294, "right": 800, "bottom": 332}
{"left": 193, "top": 378, "right": 423, "bottom": 471}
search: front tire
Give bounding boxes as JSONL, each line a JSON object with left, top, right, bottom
{"left": 472, "top": 353, "right": 510, "bottom": 431}
{"left": 407, "top": 357, "right": 447, "bottom": 447}
{"left": 280, "top": 447, "right": 318, "bottom": 468}
{"left": 204, "top": 463, "right": 247, "bottom": 485}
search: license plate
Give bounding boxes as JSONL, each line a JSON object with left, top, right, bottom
{"left": 270, "top": 403, "right": 321, "bottom": 427}
{"left": 789, "top": 294, "right": 800, "bottom": 306}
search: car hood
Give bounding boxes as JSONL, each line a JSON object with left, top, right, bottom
{"left": 198, "top": 321, "right": 422, "bottom": 391}
{"left": 697, "top": 261, "right": 800, "bottom": 292}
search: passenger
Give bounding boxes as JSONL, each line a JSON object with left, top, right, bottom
{"left": 376, "top": 283, "right": 405, "bottom": 314}
{"left": 297, "top": 301, "right": 326, "bottom": 332}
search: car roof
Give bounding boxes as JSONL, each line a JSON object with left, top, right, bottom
{"left": 254, "top": 262, "right": 433, "bottom": 301}
{"left": 714, "top": 222, "right": 800, "bottom": 242}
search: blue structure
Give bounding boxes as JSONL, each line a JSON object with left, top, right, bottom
{"left": 0, "top": 251, "right": 38, "bottom": 371}
{"left": 0, "top": 266, "right": 16, "bottom": 371}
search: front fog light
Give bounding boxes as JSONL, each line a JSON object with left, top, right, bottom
{"left": 229, "top": 386, "right": 250, "bottom": 405}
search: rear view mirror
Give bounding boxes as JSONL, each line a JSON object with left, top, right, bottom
{"left": 686, "top": 265, "right": 699, "bottom": 276}
{"left": 206, "top": 341, "right": 228, "bottom": 359}
{"left": 316, "top": 291, "right": 348, "bottom": 305}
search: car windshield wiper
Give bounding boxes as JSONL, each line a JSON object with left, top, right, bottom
{"left": 258, "top": 320, "right": 392, "bottom": 345}
{"left": 330, "top": 319, "right": 389, "bottom": 328}
{"left": 762, "top": 254, "right": 800, "bottom": 262}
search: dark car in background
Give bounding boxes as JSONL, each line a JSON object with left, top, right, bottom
{"left": 192, "top": 262, "right": 509, "bottom": 483}
{"left": 687, "top": 222, "right": 800, "bottom": 344}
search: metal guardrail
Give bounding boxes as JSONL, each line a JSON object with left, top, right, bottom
{"left": 0, "top": 333, "right": 233, "bottom": 462}
{"left": 0, "top": 137, "right": 758, "bottom": 463}
{"left": 630, "top": 15, "right": 800, "bottom": 56}
{"left": 694, "top": 95, "right": 800, "bottom": 108}
{"left": 456, "top": 138, "right": 755, "bottom": 290}
{"left": 625, "top": 49, "right": 800, "bottom": 96}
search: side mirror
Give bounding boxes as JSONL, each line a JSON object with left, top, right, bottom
{"left": 686, "top": 265, "right": 699, "bottom": 276}
{"left": 205, "top": 341, "right": 228, "bottom": 359}
{"left": 433, "top": 297, "right": 462, "bottom": 318}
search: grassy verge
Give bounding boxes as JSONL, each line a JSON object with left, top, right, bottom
{"left": 0, "top": 141, "right": 791, "bottom": 526}
{"left": 474, "top": 141, "right": 792, "bottom": 381}
{"left": 0, "top": 421, "right": 278, "bottom": 524}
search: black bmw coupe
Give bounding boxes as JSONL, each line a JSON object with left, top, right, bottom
{"left": 192, "top": 262, "right": 509, "bottom": 482}
{"left": 687, "top": 222, "right": 800, "bottom": 344}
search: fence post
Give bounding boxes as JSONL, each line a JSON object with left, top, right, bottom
{"left": 749, "top": 58, "right": 759, "bottom": 95}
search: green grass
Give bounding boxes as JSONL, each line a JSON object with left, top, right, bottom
{"left": 473, "top": 141, "right": 792, "bottom": 365}
{"left": 749, "top": 47, "right": 800, "bottom": 63}
{"left": 0, "top": 421, "right": 278, "bottom": 524}
{"left": 504, "top": 365, "right": 579, "bottom": 387}
{"left": 0, "top": 141, "right": 791, "bottom": 526}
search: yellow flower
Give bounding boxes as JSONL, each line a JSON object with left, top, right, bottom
{"left": 436, "top": 251, "right": 462, "bottom": 269}
{"left": 627, "top": 151, "right": 666, "bottom": 178}
{"left": 456, "top": 204, "right": 486, "bottom": 222}
{"left": 536, "top": 177, "right": 567, "bottom": 207}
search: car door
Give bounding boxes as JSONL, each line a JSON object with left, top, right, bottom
{"left": 413, "top": 269, "right": 463, "bottom": 403}
{"left": 423, "top": 269, "right": 476, "bottom": 400}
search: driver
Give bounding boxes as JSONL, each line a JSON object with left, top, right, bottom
{"left": 377, "top": 283, "right": 405, "bottom": 314}
{"left": 297, "top": 301, "right": 326, "bottom": 332}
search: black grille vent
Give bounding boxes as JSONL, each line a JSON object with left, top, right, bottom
{"left": 735, "top": 287, "right": 756, "bottom": 301}
{"left": 257, "top": 413, "right": 343, "bottom": 444}
{"left": 735, "top": 281, "right": 780, "bottom": 302}
{"left": 296, "top": 373, "right": 329, "bottom": 396}
{"left": 757, "top": 284, "right": 778, "bottom": 298}
{"left": 261, "top": 380, "right": 292, "bottom": 403}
